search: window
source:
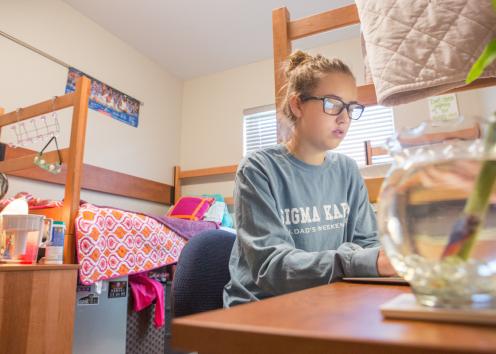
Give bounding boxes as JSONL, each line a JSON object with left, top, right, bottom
{"left": 243, "top": 105, "right": 277, "bottom": 156}
{"left": 243, "top": 104, "right": 395, "bottom": 166}
{"left": 334, "top": 105, "right": 395, "bottom": 166}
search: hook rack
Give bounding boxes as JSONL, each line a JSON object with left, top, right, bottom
{"left": 9, "top": 97, "right": 61, "bottom": 147}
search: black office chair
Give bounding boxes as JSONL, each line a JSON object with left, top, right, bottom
{"left": 172, "top": 229, "right": 236, "bottom": 317}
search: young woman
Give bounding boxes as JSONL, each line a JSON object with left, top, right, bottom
{"left": 223, "top": 51, "right": 395, "bottom": 307}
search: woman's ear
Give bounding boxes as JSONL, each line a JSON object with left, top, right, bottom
{"left": 288, "top": 95, "right": 303, "bottom": 120}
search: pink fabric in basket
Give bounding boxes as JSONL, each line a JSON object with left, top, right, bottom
{"left": 129, "top": 273, "right": 165, "bottom": 328}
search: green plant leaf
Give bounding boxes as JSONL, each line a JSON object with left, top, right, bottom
{"left": 493, "top": 0, "right": 496, "bottom": 12}
{"left": 466, "top": 39, "right": 496, "bottom": 84}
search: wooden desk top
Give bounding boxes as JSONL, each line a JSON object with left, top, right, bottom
{"left": 172, "top": 282, "right": 496, "bottom": 354}
{"left": 0, "top": 263, "right": 79, "bottom": 272}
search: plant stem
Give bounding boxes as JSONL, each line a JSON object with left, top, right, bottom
{"left": 443, "top": 120, "right": 496, "bottom": 260}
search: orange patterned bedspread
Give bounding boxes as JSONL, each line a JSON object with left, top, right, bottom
{"left": 75, "top": 203, "right": 187, "bottom": 285}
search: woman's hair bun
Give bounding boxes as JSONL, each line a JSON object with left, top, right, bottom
{"left": 286, "top": 50, "right": 312, "bottom": 77}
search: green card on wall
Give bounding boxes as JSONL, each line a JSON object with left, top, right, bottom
{"left": 428, "top": 93, "right": 459, "bottom": 122}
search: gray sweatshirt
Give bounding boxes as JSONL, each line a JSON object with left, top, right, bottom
{"left": 223, "top": 144, "right": 380, "bottom": 307}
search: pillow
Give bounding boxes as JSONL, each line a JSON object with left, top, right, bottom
{"left": 167, "top": 196, "right": 215, "bottom": 221}
{"left": 201, "top": 193, "right": 234, "bottom": 228}
{"left": 203, "top": 201, "right": 226, "bottom": 224}
{"left": 222, "top": 208, "right": 234, "bottom": 228}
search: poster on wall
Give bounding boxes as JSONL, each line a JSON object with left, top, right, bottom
{"left": 427, "top": 93, "right": 459, "bottom": 123}
{"left": 65, "top": 67, "right": 139, "bottom": 127}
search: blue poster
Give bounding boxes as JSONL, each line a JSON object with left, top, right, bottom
{"left": 65, "top": 68, "right": 139, "bottom": 127}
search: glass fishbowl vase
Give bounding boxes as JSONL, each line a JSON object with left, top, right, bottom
{"left": 378, "top": 117, "right": 496, "bottom": 309}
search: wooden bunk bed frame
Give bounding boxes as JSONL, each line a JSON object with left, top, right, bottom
{"left": 272, "top": 5, "right": 496, "bottom": 109}
{"left": 0, "top": 77, "right": 177, "bottom": 352}
{"left": 173, "top": 165, "right": 237, "bottom": 206}
{"left": 0, "top": 77, "right": 174, "bottom": 264}
{"left": 173, "top": 4, "right": 496, "bottom": 208}
{"left": 172, "top": 162, "right": 382, "bottom": 206}
{"left": 364, "top": 123, "right": 481, "bottom": 165}
{"left": 271, "top": 4, "right": 495, "bottom": 200}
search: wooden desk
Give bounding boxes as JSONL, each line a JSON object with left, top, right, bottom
{"left": 0, "top": 264, "right": 78, "bottom": 354}
{"left": 172, "top": 282, "right": 496, "bottom": 354}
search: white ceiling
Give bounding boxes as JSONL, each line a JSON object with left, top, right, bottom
{"left": 63, "top": 0, "right": 359, "bottom": 79}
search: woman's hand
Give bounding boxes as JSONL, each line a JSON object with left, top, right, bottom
{"left": 376, "top": 249, "right": 397, "bottom": 277}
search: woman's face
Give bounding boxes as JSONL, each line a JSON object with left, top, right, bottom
{"left": 294, "top": 72, "right": 358, "bottom": 151}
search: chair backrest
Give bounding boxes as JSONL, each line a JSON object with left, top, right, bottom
{"left": 172, "top": 230, "right": 236, "bottom": 317}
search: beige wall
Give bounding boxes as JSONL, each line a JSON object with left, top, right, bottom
{"left": 0, "top": 0, "right": 182, "bottom": 214}
{"left": 392, "top": 88, "right": 487, "bottom": 132}
{"left": 180, "top": 38, "right": 364, "bottom": 170}
{"left": 480, "top": 87, "right": 496, "bottom": 118}
{"left": 179, "top": 38, "right": 366, "bottom": 196}
{"left": 180, "top": 37, "right": 496, "bottom": 196}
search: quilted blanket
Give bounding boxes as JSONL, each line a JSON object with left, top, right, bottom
{"left": 76, "top": 203, "right": 188, "bottom": 284}
{"left": 355, "top": 0, "right": 496, "bottom": 105}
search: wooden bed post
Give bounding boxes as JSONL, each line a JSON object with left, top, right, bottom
{"left": 174, "top": 165, "right": 181, "bottom": 204}
{"left": 272, "top": 7, "right": 292, "bottom": 143}
{"left": 0, "top": 108, "right": 3, "bottom": 143}
{"left": 364, "top": 141, "right": 373, "bottom": 166}
{"left": 63, "top": 76, "right": 90, "bottom": 264}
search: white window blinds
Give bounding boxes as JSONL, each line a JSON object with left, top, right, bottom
{"left": 243, "top": 105, "right": 277, "bottom": 156}
{"left": 243, "top": 104, "right": 395, "bottom": 166}
{"left": 334, "top": 105, "right": 395, "bottom": 166}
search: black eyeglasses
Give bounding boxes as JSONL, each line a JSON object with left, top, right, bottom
{"left": 300, "top": 95, "right": 365, "bottom": 120}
